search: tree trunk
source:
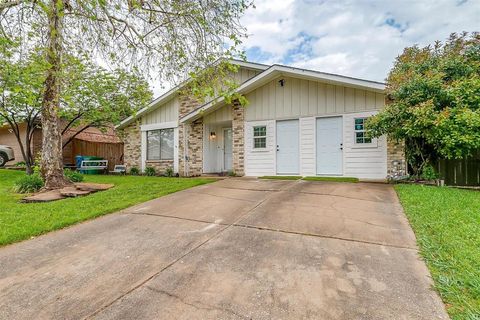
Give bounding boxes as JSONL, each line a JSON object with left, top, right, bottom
{"left": 40, "top": 0, "right": 70, "bottom": 189}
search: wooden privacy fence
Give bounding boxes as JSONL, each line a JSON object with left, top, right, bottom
{"left": 436, "top": 157, "right": 480, "bottom": 186}
{"left": 64, "top": 140, "right": 124, "bottom": 171}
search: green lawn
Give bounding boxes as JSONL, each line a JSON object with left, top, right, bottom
{"left": 302, "top": 176, "right": 359, "bottom": 183}
{"left": 259, "top": 176, "right": 303, "bottom": 180}
{"left": 395, "top": 184, "right": 480, "bottom": 319}
{"left": 0, "top": 169, "right": 213, "bottom": 246}
{"left": 259, "top": 176, "right": 358, "bottom": 182}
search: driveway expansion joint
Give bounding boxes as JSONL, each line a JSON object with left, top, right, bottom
{"left": 127, "top": 212, "right": 417, "bottom": 251}
{"left": 144, "top": 286, "right": 249, "bottom": 319}
{"left": 84, "top": 180, "right": 290, "bottom": 319}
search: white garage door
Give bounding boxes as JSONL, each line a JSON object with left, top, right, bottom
{"left": 276, "top": 119, "right": 299, "bottom": 174}
{"left": 316, "top": 117, "right": 343, "bottom": 175}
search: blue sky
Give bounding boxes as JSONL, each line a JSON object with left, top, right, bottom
{"left": 239, "top": 0, "right": 480, "bottom": 82}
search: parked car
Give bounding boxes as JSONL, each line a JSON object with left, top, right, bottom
{"left": 0, "top": 145, "right": 15, "bottom": 167}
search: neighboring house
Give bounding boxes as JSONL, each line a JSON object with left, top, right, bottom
{"left": 0, "top": 123, "right": 123, "bottom": 170}
{"left": 117, "top": 60, "right": 405, "bottom": 180}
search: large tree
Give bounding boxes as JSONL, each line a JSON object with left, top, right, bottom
{"left": 0, "top": 38, "right": 152, "bottom": 174}
{"left": 367, "top": 32, "right": 480, "bottom": 176}
{"left": 0, "top": 0, "right": 249, "bottom": 188}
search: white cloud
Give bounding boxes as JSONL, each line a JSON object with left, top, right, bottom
{"left": 240, "top": 0, "right": 480, "bottom": 82}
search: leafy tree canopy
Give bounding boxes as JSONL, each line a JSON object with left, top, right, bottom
{"left": 368, "top": 32, "right": 480, "bottom": 173}
{"left": 0, "top": 37, "right": 152, "bottom": 172}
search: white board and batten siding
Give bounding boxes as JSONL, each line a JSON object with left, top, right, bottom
{"left": 244, "top": 76, "right": 384, "bottom": 121}
{"left": 142, "top": 97, "right": 179, "bottom": 125}
{"left": 245, "top": 120, "right": 276, "bottom": 176}
{"left": 343, "top": 112, "right": 387, "bottom": 180}
{"left": 244, "top": 77, "right": 388, "bottom": 180}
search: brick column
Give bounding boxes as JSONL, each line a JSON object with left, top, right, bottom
{"left": 178, "top": 95, "right": 203, "bottom": 176}
{"left": 387, "top": 138, "right": 406, "bottom": 179}
{"left": 123, "top": 122, "right": 141, "bottom": 170}
{"left": 232, "top": 102, "right": 245, "bottom": 176}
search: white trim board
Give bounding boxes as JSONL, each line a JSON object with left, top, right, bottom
{"left": 140, "top": 121, "right": 178, "bottom": 131}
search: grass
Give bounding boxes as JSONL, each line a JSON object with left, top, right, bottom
{"left": 0, "top": 169, "right": 213, "bottom": 246}
{"left": 259, "top": 176, "right": 302, "bottom": 180}
{"left": 302, "top": 176, "right": 359, "bottom": 183}
{"left": 395, "top": 184, "right": 480, "bottom": 319}
{"left": 259, "top": 175, "right": 358, "bottom": 183}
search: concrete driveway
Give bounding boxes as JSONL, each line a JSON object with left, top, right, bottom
{"left": 0, "top": 178, "right": 448, "bottom": 319}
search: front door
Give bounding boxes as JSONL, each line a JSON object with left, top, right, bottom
{"left": 276, "top": 120, "right": 299, "bottom": 174}
{"left": 223, "top": 128, "right": 233, "bottom": 171}
{"left": 316, "top": 116, "right": 343, "bottom": 175}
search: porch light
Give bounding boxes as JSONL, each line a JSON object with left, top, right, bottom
{"left": 210, "top": 131, "right": 216, "bottom": 140}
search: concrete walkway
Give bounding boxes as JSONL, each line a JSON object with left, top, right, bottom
{"left": 0, "top": 178, "right": 448, "bottom": 319}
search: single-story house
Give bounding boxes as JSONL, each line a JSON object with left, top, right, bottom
{"left": 0, "top": 123, "right": 123, "bottom": 170}
{"left": 117, "top": 60, "right": 406, "bottom": 181}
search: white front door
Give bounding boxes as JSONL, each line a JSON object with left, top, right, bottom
{"left": 223, "top": 128, "right": 232, "bottom": 171}
{"left": 316, "top": 117, "right": 343, "bottom": 175}
{"left": 276, "top": 119, "right": 299, "bottom": 174}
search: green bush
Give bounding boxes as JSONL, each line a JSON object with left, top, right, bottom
{"left": 164, "top": 167, "right": 174, "bottom": 177}
{"left": 145, "top": 166, "right": 156, "bottom": 176}
{"left": 129, "top": 167, "right": 140, "bottom": 175}
{"left": 421, "top": 164, "right": 439, "bottom": 181}
{"left": 64, "top": 169, "right": 84, "bottom": 182}
{"left": 13, "top": 174, "right": 44, "bottom": 193}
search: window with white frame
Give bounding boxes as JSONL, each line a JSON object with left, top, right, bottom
{"left": 253, "top": 126, "right": 267, "bottom": 149}
{"left": 147, "top": 128, "right": 174, "bottom": 160}
{"left": 354, "top": 118, "right": 372, "bottom": 144}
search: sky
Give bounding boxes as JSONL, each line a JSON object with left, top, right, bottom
{"left": 239, "top": 0, "right": 479, "bottom": 82}
{"left": 152, "top": 0, "right": 479, "bottom": 95}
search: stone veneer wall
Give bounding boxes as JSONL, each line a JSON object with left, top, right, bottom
{"left": 386, "top": 138, "right": 406, "bottom": 179}
{"left": 232, "top": 102, "right": 245, "bottom": 176}
{"left": 178, "top": 96, "right": 202, "bottom": 176}
{"left": 145, "top": 160, "right": 174, "bottom": 175}
{"left": 123, "top": 122, "right": 141, "bottom": 170}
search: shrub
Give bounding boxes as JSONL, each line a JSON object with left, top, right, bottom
{"left": 228, "top": 170, "right": 236, "bottom": 177}
{"left": 129, "top": 167, "right": 140, "bottom": 175}
{"left": 421, "top": 164, "right": 439, "bottom": 181}
{"left": 145, "top": 166, "right": 156, "bottom": 176}
{"left": 164, "top": 167, "right": 174, "bottom": 177}
{"left": 13, "top": 174, "right": 44, "bottom": 193}
{"left": 14, "top": 161, "right": 26, "bottom": 167}
{"left": 64, "top": 169, "right": 84, "bottom": 182}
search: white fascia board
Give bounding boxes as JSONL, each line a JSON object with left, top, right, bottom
{"left": 140, "top": 121, "right": 178, "bottom": 132}
{"left": 272, "top": 65, "right": 385, "bottom": 91}
{"left": 230, "top": 59, "right": 269, "bottom": 71}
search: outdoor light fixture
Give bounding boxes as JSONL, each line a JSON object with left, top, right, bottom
{"left": 210, "top": 131, "right": 216, "bottom": 140}
{"left": 279, "top": 79, "right": 285, "bottom": 87}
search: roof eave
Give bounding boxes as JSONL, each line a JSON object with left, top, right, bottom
{"left": 180, "top": 65, "right": 385, "bottom": 124}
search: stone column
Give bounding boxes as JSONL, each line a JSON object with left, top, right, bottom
{"left": 387, "top": 138, "right": 406, "bottom": 179}
{"left": 232, "top": 102, "right": 245, "bottom": 176}
{"left": 123, "top": 122, "right": 142, "bottom": 170}
{"left": 178, "top": 96, "right": 202, "bottom": 176}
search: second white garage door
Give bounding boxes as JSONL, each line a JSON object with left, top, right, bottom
{"left": 316, "top": 117, "right": 343, "bottom": 175}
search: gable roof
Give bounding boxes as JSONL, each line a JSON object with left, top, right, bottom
{"left": 180, "top": 64, "right": 385, "bottom": 123}
{"left": 117, "top": 60, "right": 386, "bottom": 128}
{"left": 116, "top": 60, "right": 268, "bottom": 129}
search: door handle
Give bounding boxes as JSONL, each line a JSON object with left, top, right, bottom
{"left": 276, "top": 145, "right": 279, "bottom": 152}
